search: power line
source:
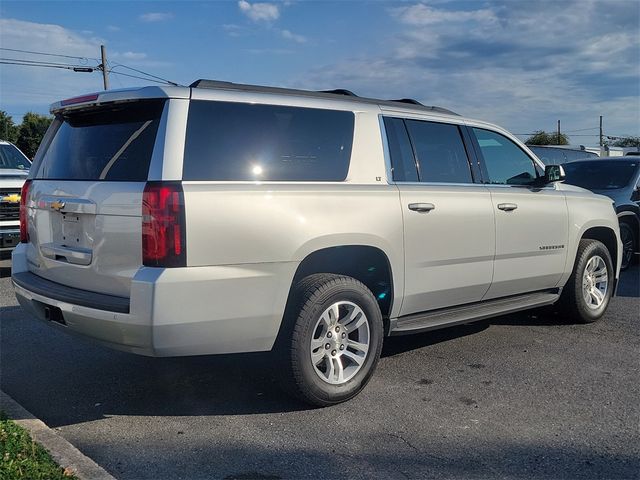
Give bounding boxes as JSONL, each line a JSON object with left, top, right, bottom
{"left": 0, "top": 47, "right": 90, "bottom": 62}
{"left": 0, "top": 60, "right": 95, "bottom": 72}
{"left": 514, "top": 133, "right": 602, "bottom": 137}
{"left": 0, "top": 57, "right": 91, "bottom": 68}
{"left": 107, "top": 70, "right": 177, "bottom": 85}
{"left": 109, "top": 63, "right": 180, "bottom": 86}
{"left": 563, "top": 127, "right": 599, "bottom": 133}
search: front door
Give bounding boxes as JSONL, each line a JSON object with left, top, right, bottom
{"left": 470, "top": 127, "right": 569, "bottom": 299}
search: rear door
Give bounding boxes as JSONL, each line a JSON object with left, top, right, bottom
{"left": 383, "top": 117, "right": 495, "bottom": 316}
{"left": 25, "top": 100, "right": 166, "bottom": 297}
{"left": 470, "top": 127, "right": 569, "bottom": 299}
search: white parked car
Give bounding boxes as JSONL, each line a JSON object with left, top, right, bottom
{"left": 0, "top": 140, "right": 30, "bottom": 259}
{"left": 12, "top": 81, "right": 621, "bottom": 405}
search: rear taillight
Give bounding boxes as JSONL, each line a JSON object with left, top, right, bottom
{"left": 19, "top": 180, "right": 32, "bottom": 243}
{"left": 142, "top": 182, "right": 186, "bottom": 267}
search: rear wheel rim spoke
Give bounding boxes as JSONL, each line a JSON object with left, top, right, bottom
{"left": 310, "top": 300, "right": 371, "bottom": 385}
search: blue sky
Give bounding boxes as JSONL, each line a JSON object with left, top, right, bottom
{"left": 0, "top": 0, "right": 638, "bottom": 145}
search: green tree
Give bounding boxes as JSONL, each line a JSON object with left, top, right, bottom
{"left": 610, "top": 136, "right": 640, "bottom": 148}
{"left": 525, "top": 130, "right": 570, "bottom": 146}
{"left": 16, "top": 112, "right": 53, "bottom": 159}
{"left": 0, "top": 111, "right": 19, "bottom": 144}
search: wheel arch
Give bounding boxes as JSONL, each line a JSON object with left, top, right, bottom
{"left": 617, "top": 211, "right": 639, "bottom": 245}
{"left": 279, "top": 245, "right": 396, "bottom": 339}
{"left": 581, "top": 226, "right": 619, "bottom": 272}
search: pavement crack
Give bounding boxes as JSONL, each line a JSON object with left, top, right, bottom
{"left": 387, "top": 432, "right": 420, "bottom": 453}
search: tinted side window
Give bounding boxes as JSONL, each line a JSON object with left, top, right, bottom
{"left": 473, "top": 128, "right": 538, "bottom": 185}
{"left": 183, "top": 101, "right": 354, "bottom": 181}
{"left": 404, "top": 120, "right": 473, "bottom": 183}
{"left": 383, "top": 117, "right": 418, "bottom": 182}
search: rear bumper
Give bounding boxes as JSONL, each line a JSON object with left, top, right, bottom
{"left": 11, "top": 243, "right": 297, "bottom": 357}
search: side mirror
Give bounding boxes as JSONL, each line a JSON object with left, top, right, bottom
{"left": 544, "top": 164, "right": 566, "bottom": 184}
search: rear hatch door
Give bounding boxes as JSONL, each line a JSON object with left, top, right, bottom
{"left": 25, "top": 99, "right": 166, "bottom": 297}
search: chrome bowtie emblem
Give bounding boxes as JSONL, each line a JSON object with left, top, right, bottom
{"left": 50, "top": 200, "right": 66, "bottom": 211}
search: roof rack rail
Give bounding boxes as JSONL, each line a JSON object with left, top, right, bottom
{"left": 319, "top": 89, "right": 358, "bottom": 97}
{"left": 391, "top": 98, "right": 423, "bottom": 105}
{"left": 189, "top": 79, "right": 459, "bottom": 116}
{"left": 190, "top": 79, "right": 236, "bottom": 88}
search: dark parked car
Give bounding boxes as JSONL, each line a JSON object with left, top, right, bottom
{"left": 530, "top": 146, "right": 598, "bottom": 165}
{"left": 563, "top": 158, "right": 640, "bottom": 269}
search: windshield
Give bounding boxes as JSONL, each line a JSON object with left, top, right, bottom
{"left": 563, "top": 161, "right": 638, "bottom": 190}
{"left": 0, "top": 144, "right": 31, "bottom": 170}
{"left": 35, "top": 100, "right": 165, "bottom": 181}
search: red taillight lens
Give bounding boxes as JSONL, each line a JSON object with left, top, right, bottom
{"left": 19, "top": 180, "right": 32, "bottom": 243}
{"left": 142, "top": 182, "right": 186, "bottom": 267}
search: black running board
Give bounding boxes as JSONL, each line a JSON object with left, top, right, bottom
{"left": 390, "top": 290, "right": 560, "bottom": 336}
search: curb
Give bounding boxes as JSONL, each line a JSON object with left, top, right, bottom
{"left": 0, "top": 390, "right": 117, "bottom": 480}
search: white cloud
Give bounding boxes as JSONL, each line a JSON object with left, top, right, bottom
{"left": 0, "top": 18, "right": 105, "bottom": 116}
{"left": 392, "top": 3, "right": 497, "bottom": 25}
{"left": 295, "top": 1, "right": 640, "bottom": 142}
{"left": 114, "top": 51, "right": 148, "bottom": 61}
{"left": 106, "top": 25, "right": 120, "bottom": 32}
{"left": 0, "top": 18, "right": 171, "bottom": 118}
{"left": 246, "top": 48, "right": 294, "bottom": 55}
{"left": 281, "top": 29, "right": 306, "bottom": 43}
{"left": 139, "top": 12, "right": 174, "bottom": 23}
{"left": 222, "top": 23, "right": 247, "bottom": 37}
{"left": 238, "top": 0, "right": 280, "bottom": 22}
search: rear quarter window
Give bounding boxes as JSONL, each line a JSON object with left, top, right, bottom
{"left": 35, "top": 100, "right": 165, "bottom": 181}
{"left": 182, "top": 100, "right": 354, "bottom": 181}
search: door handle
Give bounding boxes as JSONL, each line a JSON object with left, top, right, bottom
{"left": 497, "top": 203, "right": 518, "bottom": 211}
{"left": 40, "top": 243, "right": 92, "bottom": 266}
{"left": 408, "top": 203, "right": 435, "bottom": 213}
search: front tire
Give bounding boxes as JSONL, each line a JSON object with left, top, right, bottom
{"left": 560, "top": 239, "right": 614, "bottom": 323}
{"left": 619, "top": 221, "right": 637, "bottom": 271}
{"left": 279, "top": 273, "right": 384, "bottom": 407}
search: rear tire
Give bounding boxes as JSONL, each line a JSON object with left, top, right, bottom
{"left": 278, "top": 273, "right": 384, "bottom": 407}
{"left": 560, "top": 239, "right": 614, "bottom": 323}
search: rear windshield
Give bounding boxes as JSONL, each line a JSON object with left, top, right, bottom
{"left": 0, "top": 144, "right": 31, "bottom": 170}
{"left": 183, "top": 100, "right": 354, "bottom": 181}
{"left": 35, "top": 100, "right": 164, "bottom": 181}
{"left": 563, "top": 161, "right": 638, "bottom": 190}
{"left": 530, "top": 146, "right": 598, "bottom": 165}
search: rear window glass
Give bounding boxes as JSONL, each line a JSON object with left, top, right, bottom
{"left": 0, "top": 144, "right": 31, "bottom": 170}
{"left": 183, "top": 101, "right": 354, "bottom": 181}
{"left": 563, "top": 161, "right": 638, "bottom": 190}
{"left": 404, "top": 120, "right": 473, "bottom": 183}
{"left": 530, "top": 146, "right": 598, "bottom": 165}
{"left": 35, "top": 100, "right": 164, "bottom": 181}
{"left": 383, "top": 117, "right": 418, "bottom": 182}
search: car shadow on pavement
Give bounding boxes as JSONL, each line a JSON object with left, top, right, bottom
{"left": 0, "top": 302, "right": 567, "bottom": 427}
{"left": 1, "top": 264, "right": 637, "bottom": 428}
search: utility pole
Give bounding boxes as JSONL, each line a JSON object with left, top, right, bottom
{"left": 557, "top": 119, "right": 561, "bottom": 143}
{"left": 599, "top": 115, "right": 603, "bottom": 147}
{"left": 100, "top": 45, "right": 109, "bottom": 90}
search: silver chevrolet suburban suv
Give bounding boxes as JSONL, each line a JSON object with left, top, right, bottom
{"left": 1, "top": 140, "right": 31, "bottom": 259}
{"left": 12, "top": 80, "right": 622, "bottom": 406}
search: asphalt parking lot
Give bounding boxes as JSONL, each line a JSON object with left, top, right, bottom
{"left": 1, "top": 261, "right": 638, "bottom": 479}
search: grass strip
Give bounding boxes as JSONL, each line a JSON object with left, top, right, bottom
{"left": 0, "top": 411, "right": 77, "bottom": 479}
